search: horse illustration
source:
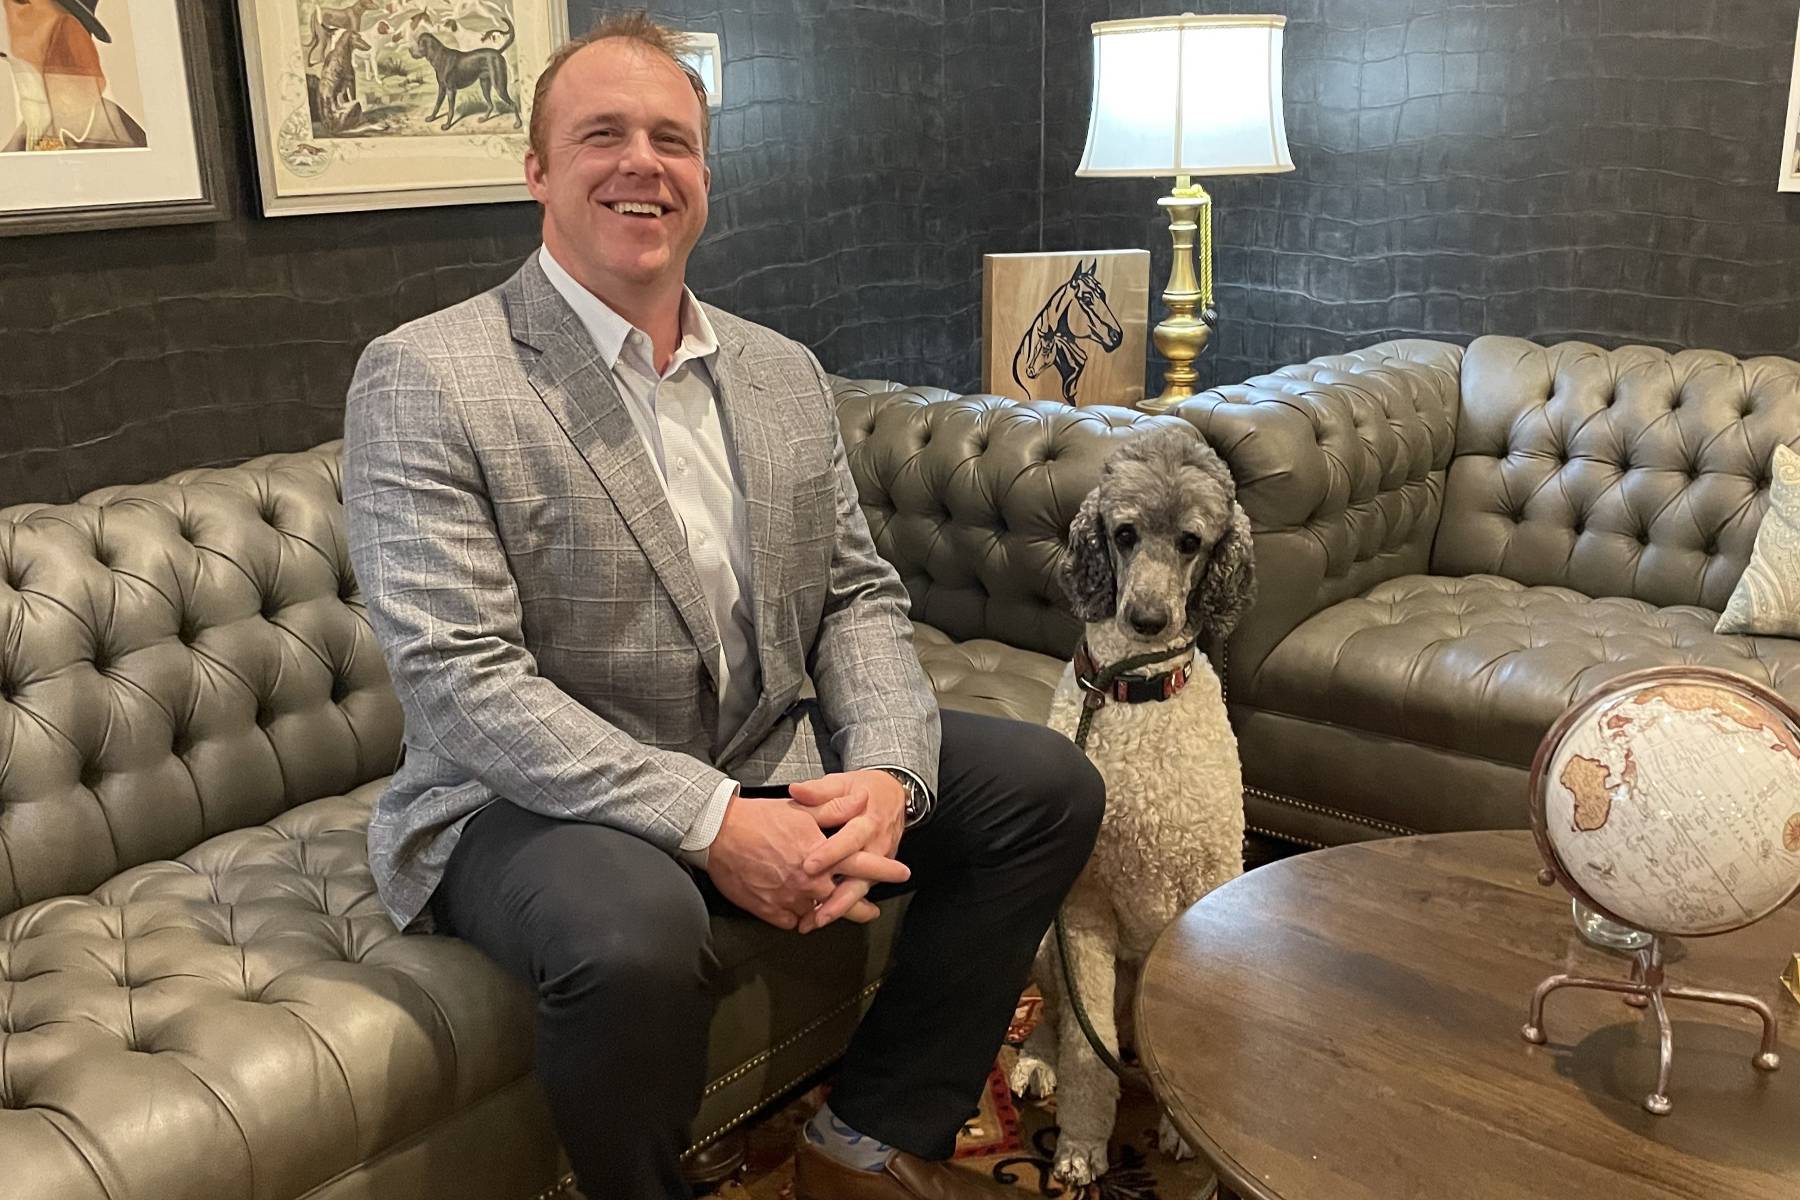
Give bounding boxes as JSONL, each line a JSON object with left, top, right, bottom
{"left": 1011, "top": 259, "right": 1124, "bottom": 403}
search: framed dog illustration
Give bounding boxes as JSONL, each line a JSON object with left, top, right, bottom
{"left": 982, "top": 250, "right": 1149, "bottom": 407}
{"left": 236, "top": 0, "right": 568, "bottom": 216}
{"left": 0, "top": 0, "right": 226, "bottom": 236}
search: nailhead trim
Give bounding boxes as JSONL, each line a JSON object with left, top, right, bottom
{"left": 517, "top": 978, "right": 885, "bottom": 1198}
{"left": 1243, "top": 785, "right": 1415, "bottom": 838}
{"left": 1247, "top": 822, "right": 1325, "bottom": 850}
{"left": 701, "top": 978, "right": 884, "bottom": 1098}
{"left": 684, "top": 1045, "right": 851, "bottom": 1158}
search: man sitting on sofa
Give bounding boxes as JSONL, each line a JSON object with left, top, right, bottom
{"left": 342, "top": 12, "right": 1103, "bottom": 1200}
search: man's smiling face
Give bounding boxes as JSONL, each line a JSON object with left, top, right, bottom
{"left": 525, "top": 37, "right": 711, "bottom": 308}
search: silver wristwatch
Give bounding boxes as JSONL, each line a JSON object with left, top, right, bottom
{"left": 877, "top": 768, "right": 932, "bottom": 825}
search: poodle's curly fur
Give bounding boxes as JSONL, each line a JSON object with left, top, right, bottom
{"left": 1010, "top": 425, "right": 1254, "bottom": 1185}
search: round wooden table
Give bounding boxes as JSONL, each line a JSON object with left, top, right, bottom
{"left": 1137, "top": 831, "right": 1800, "bottom": 1200}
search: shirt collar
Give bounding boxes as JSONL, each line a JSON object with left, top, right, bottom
{"left": 537, "top": 244, "right": 718, "bottom": 378}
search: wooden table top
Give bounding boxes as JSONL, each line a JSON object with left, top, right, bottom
{"left": 1137, "top": 831, "right": 1800, "bottom": 1200}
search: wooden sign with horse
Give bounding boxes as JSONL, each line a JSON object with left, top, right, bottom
{"left": 982, "top": 249, "right": 1149, "bottom": 407}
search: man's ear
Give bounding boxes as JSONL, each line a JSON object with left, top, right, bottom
{"left": 525, "top": 149, "right": 548, "bottom": 203}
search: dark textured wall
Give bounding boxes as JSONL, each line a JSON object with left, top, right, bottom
{"left": 9, "top": 0, "right": 1800, "bottom": 502}
{"left": 0, "top": 0, "right": 1014, "bottom": 505}
{"left": 1043, "top": 0, "right": 1800, "bottom": 392}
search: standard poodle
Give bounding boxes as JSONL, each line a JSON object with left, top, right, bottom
{"left": 1009, "top": 424, "right": 1256, "bottom": 1185}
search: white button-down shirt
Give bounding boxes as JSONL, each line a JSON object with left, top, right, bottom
{"left": 539, "top": 246, "right": 756, "bottom": 860}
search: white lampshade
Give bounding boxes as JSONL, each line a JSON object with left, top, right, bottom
{"left": 1077, "top": 14, "right": 1294, "bottom": 178}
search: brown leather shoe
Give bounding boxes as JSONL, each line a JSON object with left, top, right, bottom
{"left": 793, "top": 1142, "right": 1017, "bottom": 1199}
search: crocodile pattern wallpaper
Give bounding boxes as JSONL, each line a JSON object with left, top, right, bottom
{"left": 0, "top": 0, "right": 1036, "bottom": 504}
{"left": 1043, "top": 0, "right": 1800, "bottom": 394}
{"left": 5, "top": 0, "right": 1800, "bottom": 502}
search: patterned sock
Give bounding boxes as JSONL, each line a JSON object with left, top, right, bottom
{"left": 803, "top": 1101, "right": 896, "bottom": 1172}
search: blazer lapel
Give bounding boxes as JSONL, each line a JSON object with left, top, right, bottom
{"left": 502, "top": 259, "right": 725, "bottom": 688}
{"left": 709, "top": 321, "right": 798, "bottom": 762}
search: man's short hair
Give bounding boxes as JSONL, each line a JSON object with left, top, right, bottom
{"left": 529, "top": 11, "right": 711, "bottom": 161}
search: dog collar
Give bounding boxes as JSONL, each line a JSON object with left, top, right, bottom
{"left": 1074, "top": 640, "right": 1194, "bottom": 709}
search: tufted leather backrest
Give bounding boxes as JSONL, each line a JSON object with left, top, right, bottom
{"left": 0, "top": 444, "right": 403, "bottom": 917}
{"left": 1435, "top": 337, "right": 1800, "bottom": 609}
{"left": 1169, "top": 340, "right": 1465, "bottom": 693}
{"left": 834, "top": 381, "right": 1170, "bottom": 659}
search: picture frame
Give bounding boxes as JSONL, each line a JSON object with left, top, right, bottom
{"left": 678, "top": 31, "right": 722, "bottom": 109}
{"left": 236, "top": 0, "right": 569, "bottom": 217}
{"left": 982, "top": 250, "right": 1150, "bottom": 407}
{"left": 1781, "top": 11, "right": 1800, "bottom": 192}
{"left": 0, "top": 0, "right": 227, "bottom": 237}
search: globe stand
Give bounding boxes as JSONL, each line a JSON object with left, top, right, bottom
{"left": 1521, "top": 914, "right": 1782, "bottom": 1115}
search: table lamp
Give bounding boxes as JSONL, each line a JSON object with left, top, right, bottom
{"left": 1077, "top": 13, "right": 1294, "bottom": 413}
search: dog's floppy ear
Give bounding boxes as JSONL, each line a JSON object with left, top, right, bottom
{"left": 1061, "top": 485, "right": 1116, "bottom": 621}
{"left": 1188, "top": 500, "right": 1255, "bottom": 641}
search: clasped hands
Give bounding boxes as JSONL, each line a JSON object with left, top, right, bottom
{"left": 706, "top": 769, "right": 909, "bottom": 933}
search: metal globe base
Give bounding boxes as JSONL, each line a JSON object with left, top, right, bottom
{"left": 1522, "top": 936, "right": 1783, "bottom": 1115}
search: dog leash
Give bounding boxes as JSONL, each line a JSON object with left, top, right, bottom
{"left": 1055, "top": 638, "right": 1198, "bottom": 1087}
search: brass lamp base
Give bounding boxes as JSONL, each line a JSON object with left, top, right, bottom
{"left": 1137, "top": 178, "right": 1216, "bottom": 415}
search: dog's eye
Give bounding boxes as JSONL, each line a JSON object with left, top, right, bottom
{"left": 1178, "top": 532, "right": 1203, "bottom": 555}
{"left": 1112, "top": 524, "right": 1137, "bottom": 550}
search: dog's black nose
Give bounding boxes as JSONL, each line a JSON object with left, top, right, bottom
{"left": 1125, "top": 605, "right": 1168, "bottom": 637}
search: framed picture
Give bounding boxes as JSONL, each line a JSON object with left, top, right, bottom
{"left": 0, "top": 0, "right": 227, "bottom": 237}
{"left": 678, "top": 31, "right": 721, "bottom": 109}
{"left": 236, "top": 0, "right": 569, "bottom": 217}
{"left": 982, "top": 250, "right": 1150, "bottom": 406}
{"left": 1783, "top": 14, "right": 1800, "bottom": 191}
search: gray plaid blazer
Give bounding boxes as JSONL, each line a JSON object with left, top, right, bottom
{"left": 344, "top": 256, "right": 940, "bottom": 930}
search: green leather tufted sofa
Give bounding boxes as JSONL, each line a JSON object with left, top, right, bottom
{"left": 1174, "top": 334, "right": 1800, "bottom": 847}
{"left": 0, "top": 383, "right": 1158, "bottom": 1200}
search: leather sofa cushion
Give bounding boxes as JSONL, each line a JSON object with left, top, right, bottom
{"left": 834, "top": 379, "right": 1166, "bottom": 661}
{"left": 0, "top": 779, "right": 907, "bottom": 1200}
{"left": 1250, "top": 574, "right": 1800, "bottom": 767}
{"left": 0, "top": 782, "right": 527, "bottom": 1200}
{"left": 1436, "top": 337, "right": 1800, "bottom": 611}
{"left": 912, "top": 622, "right": 1063, "bottom": 724}
{"left": 0, "top": 444, "right": 403, "bottom": 918}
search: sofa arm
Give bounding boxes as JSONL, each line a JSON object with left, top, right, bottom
{"left": 1169, "top": 340, "right": 1465, "bottom": 700}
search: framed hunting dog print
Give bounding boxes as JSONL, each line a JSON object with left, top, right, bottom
{"left": 0, "top": 0, "right": 226, "bottom": 236}
{"left": 982, "top": 250, "right": 1149, "bottom": 407}
{"left": 237, "top": 0, "right": 568, "bottom": 216}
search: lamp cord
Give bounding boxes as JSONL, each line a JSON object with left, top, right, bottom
{"left": 1198, "top": 184, "right": 1214, "bottom": 313}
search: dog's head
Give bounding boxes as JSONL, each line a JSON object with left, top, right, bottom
{"left": 1060, "top": 425, "right": 1255, "bottom": 646}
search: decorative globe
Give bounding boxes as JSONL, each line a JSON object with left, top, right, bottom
{"left": 1530, "top": 666, "right": 1800, "bottom": 937}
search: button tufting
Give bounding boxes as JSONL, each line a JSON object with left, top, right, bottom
{"left": 172, "top": 731, "right": 191, "bottom": 755}
{"left": 178, "top": 622, "right": 199, "bottom": 645}
{"left": 337, "top": 574, "right": 356, "bottom": 601}
{"left": 330, "top": 677, "right": 351, "bottom": 703}
{"left": 1705, "top": 541, "right": 1719, "bottom": 555}
{"left": 256, "top": 705, "right": 276, "bottom": 729}
{"left": 80, "top": 763, "right": 103, "bottom": 789}
{"left": 261, "top": 596, "right": 281, "bottom": 621}
{"left": 1636, "top": 530, "right": 1650, "bottom": 545}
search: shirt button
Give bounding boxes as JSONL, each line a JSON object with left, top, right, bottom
{"left": 695, "top": 530, "right": 709, "bottom": 546}
{"left": 676, "top": 456, "right": 689, "bottom": 473}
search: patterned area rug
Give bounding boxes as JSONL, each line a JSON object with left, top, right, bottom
{"left": 718, "top": 993, "right": 1219, "bottom": 1200}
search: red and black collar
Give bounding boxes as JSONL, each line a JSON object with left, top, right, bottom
{"left": 1074, "top": 640, "right": 1194, "bottom": 709}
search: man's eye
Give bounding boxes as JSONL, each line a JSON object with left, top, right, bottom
{"left": 1178, "top": 532, "right": 1202, "bottom": 555}
{"left": 1112, "top": 524, "right": 1137, "bottom": 550}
